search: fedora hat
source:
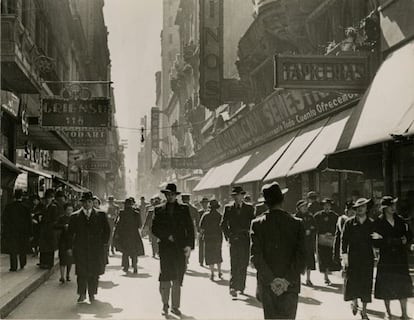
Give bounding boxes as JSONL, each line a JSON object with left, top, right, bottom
{"left": 81, "top": 192, "right": 94, "bottom": 202}
{"left": 262, "top": 182, "right": 288, "bottom": 204}
{"left": 200, "top": 197, "right": 209, "bottom": 203}
{"left": 161, "top": 183, "right": 181, "bottom": 195}
{"left": 231, "top": 186, "right": 246, "bottom": 195}
{"left": 353, "top": 198, "right": 371, "bottom": 208}
{"left": 380, "top": 196, "right": 398, "bottom": 210}
{"left": 296, "top": 199, "right": 308, "bottom": 210}
{"left": 209, "top": 199, "right": 220, "bottom": 209}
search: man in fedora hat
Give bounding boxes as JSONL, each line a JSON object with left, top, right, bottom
{"left": 307, "top": 191, "right": 322, "bottom": 215}
{"left": 106, "top": 195, "right": 119, "bottom": 255}
{"left": 197, "top": 197, "right": 210, "bottom": 266}
{"left": 251, "top": 182, "right": 306, "bottom": 319}
{"left": 314, "top": 198, "right": 340, "bottom": 285}
{"left": 152, "top": 183, "right": 195, "bottom": 316}
{"left": 68, "top": 192, "right": 110, "bottom": 303}
{"left": 220, "top": 185, "right": 255, "bottom": 298}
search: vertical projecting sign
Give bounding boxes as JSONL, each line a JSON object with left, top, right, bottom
{"left": 151, "top": 107, "right": 160, "bottom": 151}
{"left": 199, "top": 0, "right": 223, "bottom": 111}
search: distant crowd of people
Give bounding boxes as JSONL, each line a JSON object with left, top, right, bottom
{"left": 2, "top": 184, "right": 413, "bottom": 320}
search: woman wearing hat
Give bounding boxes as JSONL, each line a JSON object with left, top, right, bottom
{"left": 295, "top": 199, "right": 317, "bottom": 286}
{"left": 372, "top": 196, "right": 413, "bottom": 320}
{"left": 341, "top": 198, "right": 375, "bottom": 320}
{"left": 333, "top": 201, "right": 356, "bottom": 267}
{"left": 199, "top": 199, "right": 223, "bottom": 281}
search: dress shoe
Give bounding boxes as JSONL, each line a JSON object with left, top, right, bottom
{"left": 77, "top": 294, "right": 86, "bottom": 303}
{"left": 218, "top": 272, "right": 223, "bottom": 279}
{"left": 162, "top": 304, "right": 169, "bottom": 315}
{"left": 210, "top": 273, "right": 214, "bottom": 281}
{"left": 122, "top": 267, "right": 128, "bottom": 273}
{"left": 305, "top": 280, "right": 314, "bottom": 287}
{"left": 351, "top": 301, "right": 358, "bottom": 315}
{"left": 66, "top": 276, "right": 71, "bottom": 282}
{"left": 59, "top": 278, "right": 65, "bottom": 284}
{"left": 9, "top": 269, "right": 17, "bottom": 272}
{"left": 89, "top": 295, "right": 95, "bottom": 303}
{"left": 230, "top": 288, "right": 237, "bottom": 298}
{"left": 361, "top": 311, "right": 369, "bottom": 320}
{"left": 133, "top": 267, "right": 138, "bottom": 274}
{"left": 171, "top": 308, "right": 182, "bottom": 316}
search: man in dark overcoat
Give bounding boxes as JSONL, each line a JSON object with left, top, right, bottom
{"left": 251, "top": 182, "right": 306, "bottom": 319}
{"left": 197, "top": 197, "right": 210, "bottom": 266}
{"left": 116, "top": 198, "right": 145, "bottom": 273}
{"left": 152, "top": 184, "right": 195, "bottom": 316}
{"left": 68, "top": 192, "right": 110, "bottom": 303}
{"left": 3, "top": 189, "right": 32, "bottom": 271}
{"left": 220, "top": 186, "right": 255, "bottom": 298}
{"left": 38, "top": 189, "right": 59, "bottom": 269}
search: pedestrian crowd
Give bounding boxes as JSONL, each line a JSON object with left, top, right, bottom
{"left": 2, "top": 183, "right": 413, "bottom": 320}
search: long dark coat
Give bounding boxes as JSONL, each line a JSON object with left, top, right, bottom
{"left": 68, "top": 208, "right": 110, "bottom": 277}
{"left": 296, "top": 211, "right": 317, "bottom": 270}
{"left": 341, "top": 216, "right": 375, "bottom": 302}
{"left": 314, "top": 210, "right": 340, "bottom": 272}
{"left": 251, "top": 209, "right": 306, "bottom": 293}
{"left": 3, "top": 200, "right": 32, "bottom": 254}
{"left": 374, "top": 214, "right": 413, "bottom": 300}
{"left": 115, "top": 208, "right": 145, "bottom": 256}
{"left": 39, "top": 203, "right": 59, "bottom": 253}
{"left": 151, "top": 201, "right": 195, "bottom": 284}
{"left": 199, "top": 209, "right": 223, "bottom": 265}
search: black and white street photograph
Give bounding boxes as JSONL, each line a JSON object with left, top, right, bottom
{"left": 0, "top": 0, "right": 414, "bottom": 319}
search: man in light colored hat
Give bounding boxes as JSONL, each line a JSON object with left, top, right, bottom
{"left": 68, "top": 192, "right": 110, "bottom": 303}
{"left": 251, "top": 182, "right": 306, "bottom": 319}
{"left": 152, "top": 184, "right": 195, "bottom": 316}
{"left": 220, "top": 185, "right": 255, "bottom": 298}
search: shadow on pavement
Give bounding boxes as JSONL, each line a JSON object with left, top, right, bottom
{"left": 185, "top": 269, "right": 209, "bottom": 279}
{"left": 165, "top": 313, "right": 196, "bottom": 320}
{"left": 366, "top": 308, "right": 386, "bottom": 318}
{"left": 312, "top": 284, "right": 342, "bottom": 294}
{"left": 75, "top": 300, "right": 123, "bottom": 319}
{"left": 238, "top": 293, "right": 262, "bottom": 308}
{"left": 98, "top": 280, "right": 119, "bottom": 289}
{"left": 121, "top": 272, "right": 151, "bottom": 278}
{"left": 214, "top": 278, "right": 230, "bottom": 287}
{"left": 104, "top": 265, "right": 123, "bottom": 270}
{"left": 298, "top": 295, "right": 322, "bottom": 305}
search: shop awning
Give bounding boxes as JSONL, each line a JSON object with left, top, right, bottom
{"left": 0, "top": 154, "right": 22, "bottom": 174}
{"left": 234, "top": 131, "right": 297, "bottom": 184}
{"left": 336, "top": 39, "right": 414, "bottom": 151}
{"left": 54, "top": 177, "right": 84, "bottom": 193}
{"left": 16, "top": 164, "right": 53, "bottom": 178}
{"left": 264, "top": 118, "right": 330, "bottom": 182}
{"left": 287, "top": 108, "right": 353, "bottom": 176}
{"left": 391, "top": 103, "right": 414, "bottom": 138}
{"left": 193, "top": 154, "right": 251, "bottom": 192}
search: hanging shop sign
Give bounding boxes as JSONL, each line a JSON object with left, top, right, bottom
{"left": 151, "top": 107, "right": 160, "bottom": 151}
{"left": 83, "top": 159, "right": 112, "bottom": 171}
{"left": 40, "top": 97, "right": 111, "bottom": 129}
{"left": 1, "top": 90, "right": 20, "bottom": 118}
{"left": 160, "top": 156, "right": 201, "bottom": 170}
{"left": 62, "top": 128, "right": 108, "bottom": 147}
{"left": 197, "top": 90, "right": 361, "bottom": 167}
{"left": 199, "top": 0, "right": 223, "bottom": 110}
{"left": 274, "top": 55, "right": 370, "bottom": 90}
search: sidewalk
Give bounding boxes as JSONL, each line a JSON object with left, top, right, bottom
{"left": 0, "top": 253, "right": 58, "bottom": 318}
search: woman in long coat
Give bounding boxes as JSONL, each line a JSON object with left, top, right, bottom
{"left": 341, "top": 198, "right": 375, "bottom": 320}
{"left": 373, "top": 196, "right": 413, "bottom": 320}
{"left": 199, "top": 199, "right": 223, "bottom": 280}
{"left": 314, "top": 198, "right": 340, "bottom": 285}
{"left": 295, "top": 199, "right": 317, "bottom": 286}
{"left": 115, "top": 198, "right": 145, "bottom": 273}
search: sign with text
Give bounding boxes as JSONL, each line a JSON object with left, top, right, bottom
{"left": 199, "top": 0, "right": 223, "bottom": 110}
{"left": 274, "top": 55, "right": 370, "bottom": 90}
{"left": 1, "top": 90, "right": 20, "bottom": 118}
{"left": 83, "top": 159, "right": 112, "bottom": 171}
{"left": 197, "top": 90, "right": 361, "bottom": 167}
{"left": 62, "top": 128, "right": 108, "bottom": 147}
{"left": 40, "top": 98, "right": 111, "bottom": 129}
{"left": 160, "top": 157, "right": 200, "bottom": 169}
{"left": 151, "top": 107, "right": 160, "bottom": 151}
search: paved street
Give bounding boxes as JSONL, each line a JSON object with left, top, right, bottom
{"left": 6, "top": 239, "right": 411, "bottom": 320}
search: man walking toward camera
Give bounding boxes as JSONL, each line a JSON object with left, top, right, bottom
{"left": 152, "top": 184, "right": 195, "bottom": 316}
{"left": 221, "top": 186, "right": 255, "bottom": 298}
{"left": 251, "top": 182, "right": 306, "bottom": 319}
{"left": 68, "top": 192, "right": 110, "bottom": 303}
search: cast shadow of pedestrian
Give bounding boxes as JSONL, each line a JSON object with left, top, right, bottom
{"left": 98, "top": 280, "right": 119, "bottom": 289}
{"left": 214, "top": 278, "right": 230, "bottom": 287}
{"left": 365, "top": 309, "right": 386, "bottom": 318}
{"left": 312, "top": 283, "right": 343, "bottom": 294}
{"left": 165, "top": 313, "right": 196, "bottom": 320}
{"left": 185, "top": 269, "right": 210, "bottom": 279}
{"left": 121, "top": 272, "right": 151, "bottom": 278}
{"left": 237, "top": 293, "right": 262, "bottom": 308}
{"left": 104, "top": 265, "right": 123, "bottom": 270}
{"left": 76, "top": 300, "right": 123, "bottom": 319}
{"left": 298, "top": 296, "right": 322, "bottom": 305}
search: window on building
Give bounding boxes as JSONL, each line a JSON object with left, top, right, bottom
{"left": 169, "top": 33, "right": 173, "bottom": 44}
{"left": 1, "top": 0, "right": 16, "bottom": 13}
